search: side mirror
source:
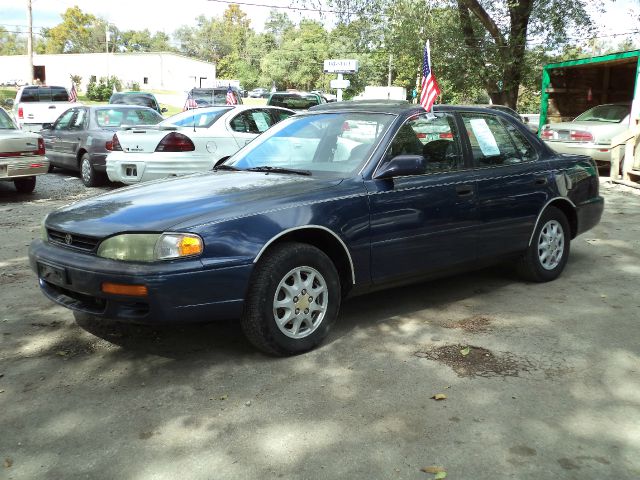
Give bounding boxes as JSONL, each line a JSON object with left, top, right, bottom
{"left": 41, "top": 123, "right": 53, "bottom": 130}
{"left": 373, "top": 154, "right": 426, "bottom": 179}
{"left": 161, "top": 107, "right": 168, "bottom": 113}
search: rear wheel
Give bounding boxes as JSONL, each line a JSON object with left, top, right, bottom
{"left": 80, "top": 153, "right": 105, "bottom": 187}
{"left": 240, "top": 242, "right": 341, "bottom": 356}
{"left": 14, "top": 176, "right": 36, "bottom": 193}
{"left": 517, "top": 206, "right": 570, "bottom": 282}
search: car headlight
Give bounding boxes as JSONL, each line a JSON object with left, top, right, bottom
{"left": 97, "top": 233, "right": 203, "bottom": 262}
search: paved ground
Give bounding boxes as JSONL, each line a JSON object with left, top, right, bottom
{"left": 0, "top": 172, "right": 639, "bottom": 479}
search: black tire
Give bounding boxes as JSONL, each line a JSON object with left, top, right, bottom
{"left": 80, "top": 153, "right": 105, "bottom": 187}
{"left": 47, "top": 163, "right": 55, "bottom": 173}
{"left": 517, "top": 206, "right": 571, "bottom": 282}
{"left": 240, "top": 242, "right": 341, "bottom": 356}
{"left": 14, "top": 176, "right": 36, "bottom": 193}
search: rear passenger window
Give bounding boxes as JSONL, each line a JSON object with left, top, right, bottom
{"left": 251, "top": 110, "right": 273, "bottom": 133}
{"left": 51, "top": 87, "right": 69, "bottom": 102}
{"left": 461, "top": 113, "right": 524, "bottom": 167}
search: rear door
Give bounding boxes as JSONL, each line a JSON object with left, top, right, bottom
{"left": 459, "top": 112, "right": 550, "bottom": 258}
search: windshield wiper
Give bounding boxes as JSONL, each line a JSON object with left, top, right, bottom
{"left": 213, "top": 164, "right": 242, "bottom": 172}
{"left": 246, "top": 166, "right": 311, "bottom": 176}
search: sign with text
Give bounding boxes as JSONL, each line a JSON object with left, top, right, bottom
{"left": 323, "top": 59, "right": 359, "bottom": 73}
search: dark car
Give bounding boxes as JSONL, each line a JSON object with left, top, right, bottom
{"left": 189, "top": 87, "right": 243, "bottom": 107}
{"left": 30, "top": 101, "right": 603, "bottom": 355}
{"left": 109, "top": 92, "right": 167, "bottom": 115}
{"left": 267, "top": 92, "right": 323, "bottom": 110}
{"left": 40, "top": 105, "right": 163, "bottom": 186}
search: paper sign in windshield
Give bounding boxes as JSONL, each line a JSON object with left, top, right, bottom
{"left": 469, "top": 118, "right": 500, "bottom": 156}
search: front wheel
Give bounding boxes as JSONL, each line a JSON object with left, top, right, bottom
{"left": 14, "top": 176, "right": 36, "bottom": 193}
{"left": 517, "top": 206, "right": 571, "bottom": 282}
{"left": 240, "top": 242, "right": 341, "bottom": 356}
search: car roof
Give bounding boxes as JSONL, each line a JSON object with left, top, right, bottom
{"left": 90, "top": 105, "right": 158, "bottom": 111}
{"left": 112, "top": 91, "right": 156, "bottom": 97}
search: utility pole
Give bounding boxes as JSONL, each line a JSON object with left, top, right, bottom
{"left": 27, "top": 0, "right": 34, "bottom": 84}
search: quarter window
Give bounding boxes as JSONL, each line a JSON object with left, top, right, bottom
{"left": 461, "top": 113, "right": 525, "bottom": 167}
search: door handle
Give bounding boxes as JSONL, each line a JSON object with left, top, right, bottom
{"left": 455, "top": 185, "right": 474, "bottom": 197}
{"left": 48, "top": 105, "right": 56, "bottom": 109}
{"left": 534, "top": 177, "right": 548, "bottom": 186}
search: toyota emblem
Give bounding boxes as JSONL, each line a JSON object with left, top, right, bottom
{"left": 64, "top": 233, "right": 73, "bottom": 245}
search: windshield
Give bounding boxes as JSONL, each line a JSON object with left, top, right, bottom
{"left": 110, "top": 94, "right": 157, "bottom": 110}
{"left": 95, "top": 107, "right": 163, "bottom": 128}
{"left": 574, "top": 104, "right": 630, "bottom": 123}
{"left": 227, "top": 112, "right": 396, "bottom": 175}
{"left": 0, "top": 109, "right": 16, "bottom": 129}
{"left": 269, "top": 94, "right": 320, "bottom": 110}
{"left": 162, "top": 107, "right": 232, "bottom": 128}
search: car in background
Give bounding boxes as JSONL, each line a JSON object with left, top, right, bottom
{"left": 267, "top": 92, "right": 324, "bottom": 111}
{"left": 109, "top": 92, "right": 167, "bottom": 115}
{"left": 105, "top": 105, "right": 294, "bottom": 184}
{"left": 40, "top": 105, "right": 163, "bottom": 187}
{"left": 0, "top": 107, "right": 48, "bottom": 193}
{"left": 311, "top": 90, "right": 337, "bottom": 102}
{"left": 188, "top": 87, "right": 243, "bottom": 107}
{"left": 540, "top": 103, "right": 632, "bottom": 166}
{"left": 30, "top": 101, "right": 603, "bottom": 355}
{"left": 248, "top": 88, "right": 269, "bottom": 98}
{"left": 12, "top": 85, "right": 80, "bottom": 132}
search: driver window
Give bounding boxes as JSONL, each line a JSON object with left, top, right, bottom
{"left": 71, "top": 109, "right": 86, "bottom": 130}
{"left": 54, "top": 109, "right": 76, "bottom": 130}
{"left": 384, "top": 113, "right": 464, "bottom": 173}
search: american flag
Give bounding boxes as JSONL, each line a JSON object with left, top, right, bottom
{"left": 226, "top": 85, "right": 237, "bottom": 105}
{"left": 69, "top": 83, "right": 78, "bottom": 103}
{"left": 183, "top": 91, "right": 197, "bottom": 111}
{"left": 419, "top": 41, "right": 440, "bottom": 111}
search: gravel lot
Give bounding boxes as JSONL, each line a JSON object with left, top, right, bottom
{"left": 1, "top": 172, "right": 639, "bottom": 479}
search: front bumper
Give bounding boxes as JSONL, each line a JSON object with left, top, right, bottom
{"left": 545, "top": 141, "right": 612, "bottom": 163}
{"left": 29, "top": 239, "right": 252, "bottom": 324}
{"left": 106, "top": 153, "right": 215, "bottom": 184}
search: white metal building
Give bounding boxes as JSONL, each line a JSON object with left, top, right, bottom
{"left": 0, "top": 52, "right": 217, "bottom": 92}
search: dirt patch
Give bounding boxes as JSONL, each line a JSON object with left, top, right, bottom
{"left": 414, "top": 344, "right": 535, "bottom": 378}
{"left": 443, "top": 315, "right": 493, "bottom": 333}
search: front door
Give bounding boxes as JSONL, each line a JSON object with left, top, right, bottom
{"left": 365, "top": 112, "right": 479, "bottom": 284}
{"left": 42, "top": 108, "right": 75, "bottom": 167}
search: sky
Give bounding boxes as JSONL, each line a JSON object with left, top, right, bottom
{"left": 0, "top": 0, "right": 638, "bottom": 44}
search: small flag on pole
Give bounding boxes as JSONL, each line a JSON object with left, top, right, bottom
{"left": 419, "top": 40, "right": 441, "bottom": 112}
{"left": 183, "top": 91, "right": 197, "bottom": 111}
{"left": 69, "top": 83, "right": 78, "bottom": 103}
{"left": 226, "top": 85, "right": 237, "bottom": 105}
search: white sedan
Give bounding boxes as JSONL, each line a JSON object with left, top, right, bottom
{"left": 105, "top": 105, "right": 294, "bottom": 184}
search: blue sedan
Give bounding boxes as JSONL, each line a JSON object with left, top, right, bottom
{"left": 29, "top": 101, "right": 604, "bottom": 355}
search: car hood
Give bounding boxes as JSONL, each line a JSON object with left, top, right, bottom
{"left": 45, "top": 172, "right": 343, "bottom": 237}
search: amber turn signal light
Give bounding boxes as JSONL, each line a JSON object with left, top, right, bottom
{"left": 101, "top": 282, "right": 148, "bottom": 297}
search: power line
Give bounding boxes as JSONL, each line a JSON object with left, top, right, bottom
{"left": 206, "top": 0, "right": 351, "bottom": 15}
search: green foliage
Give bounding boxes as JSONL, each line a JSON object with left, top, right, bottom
{"left": 86, "top": 76, "right": 122, "bottom": 101}
{"left": 0, "top": 27, "right": 26, "bottom": 55}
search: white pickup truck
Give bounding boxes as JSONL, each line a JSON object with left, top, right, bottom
{"left": 12, "top": 85, "right": 79, "bottom": 132}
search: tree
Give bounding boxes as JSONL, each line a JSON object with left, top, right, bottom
{"left": 0, "top": 27, "right": 26, "bottom": 55}
{"left": 264, "top": 10, "right": 294, "bottom": 46}
{"left": 42, "top": 6, "right": 106, "bottom": 53}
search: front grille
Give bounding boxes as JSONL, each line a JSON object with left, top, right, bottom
{"left": 47, "top": 228, "right": 100, "bottom": 252}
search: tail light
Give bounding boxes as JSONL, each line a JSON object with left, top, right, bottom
{"left": 36, "top": 137, "right": 45, "bottom": 155}
{"left": 108, "top": 134, "right": 122, "bottom": 151}
{"left": 18, "top": 107, "right": 24, "bottom": 119}
{"left": 155, "top": 132, "right": 195, "bottom": 152}
{"left": 540, "top": 129, "right": 554, "bottom": 140}
{"left": 569, "top": 130, "right": 594, "bottom": 142}
{"left": 439, "top": 132, "right": 453, "bottom": 139}
{"left": 417, "top": 133, "right": 426, "bottom": 139}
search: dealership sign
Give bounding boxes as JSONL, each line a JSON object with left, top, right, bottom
{"left": 323, "top": 59, "right": 359, "bottom": 74}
